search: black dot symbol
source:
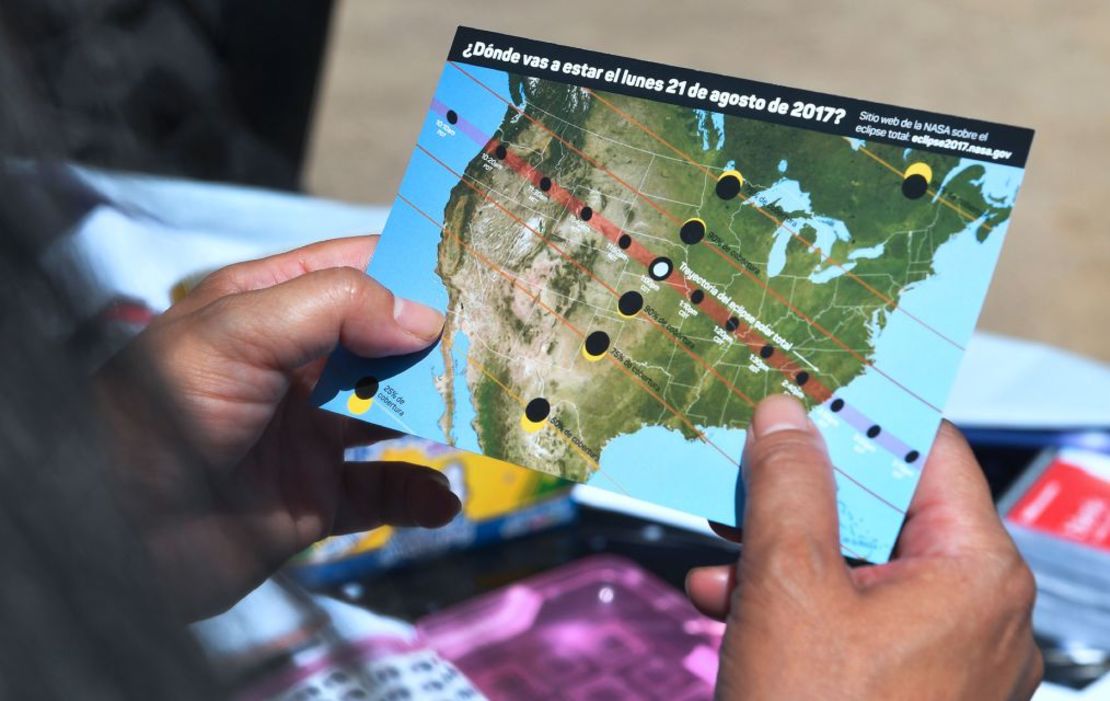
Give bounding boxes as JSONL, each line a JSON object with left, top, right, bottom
{"left": 866, "top": 425, "right": 882, "bottom": 439}
{"left": 689, "top": 289, "right": 705, "bottom": 304}
{"left": 648, "top": 257, "right": 673, "bottom": 281}
{"left": 901, "top": 174, "right": 928, "bottom": 200}
{"left": 715, "top": 173, "right": 742, "bottom": 200}
{"left": 618, "top": 234, "right": 632, "bottom": 249}
{"left": 618, "top": 290, "right": 644, "bottom": 316}
{"left": 354, "top": 376, "right": 380, "bottom": 400}
{"left": 580, "top": 206, "right": 593, "bottom": 221}
{"left": 494, "top": 144, "right": 508, "bottom": 160}
{"left": 445, "top": 109, "right": 458, "bottom": 124}
{"left": 679, "top": 219, "right": 706, "bottom": 245}
{"left": 905, "top": 450, "right": 920, "bottom": 464}
{"left": 539, "top": 176, "right": 552, "bottom": 191}
{"left": 584, "top": 330, "right": 611, "bottom": 356}
{"left": 759, "top": 344, "right": 774, "bottom": 359}
{"left": 725, "top": 317, "right": 739, "bottom": 332}
{"left": 525, "top": 397, "right": 551, "bottom": 423}
{"left": 795, "top": 371, "right": 810, "bottom": 386}
{"left": 830, "top": 398, "right": 845, "bottom": 412}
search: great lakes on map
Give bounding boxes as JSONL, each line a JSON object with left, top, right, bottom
{"left": 316, "top": 42, "right": 1028, "bottom": 563}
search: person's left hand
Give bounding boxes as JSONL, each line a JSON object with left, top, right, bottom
{"left": 98, "top": 236, "right": 460, "bottom": 619}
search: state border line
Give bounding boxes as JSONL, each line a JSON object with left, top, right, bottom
{"left": 414, "top": 143, "right": 759, "bottom": 411}
{"left": 396, "top": 190, "right": 908, "bottom": 519}
{"left": 466, "top": 355, "right": 634, "bottom": 495}
{"left": 396, "top": 192, "right": 742, "bottom": 469}
{"left": 450, "top": 62, "right": 946, "bottom": 416}
{"left": 477, "top": 338, "right": 879, "bottom": 561}
{"left": 484, "top": 136, "right": 829, "bottom": 401}
{"left": 476, "top": 136, "right": 921, "bottom": 471}
{"left": 424, "top": 94, "right": 927, "bottom": 467}
{"left": 583, "top": 86, "right": 968, "bottom": 352}
{"left": 472, "top": 305, "right": 889, "bottom": 562}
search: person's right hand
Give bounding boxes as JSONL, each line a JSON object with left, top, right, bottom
{"left": 97, "top": 236, "right": 460, "bottom": 619}
{"left": 686, "top": 395, "right": 1042, "bottom": 700}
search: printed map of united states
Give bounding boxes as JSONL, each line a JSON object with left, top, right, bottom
{"left": 433, "top": 69, "right": 1011, "bottom": 483}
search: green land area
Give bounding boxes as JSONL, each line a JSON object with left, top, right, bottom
{"left": 434, "top": 73, "right": 1010, "bottom": 482}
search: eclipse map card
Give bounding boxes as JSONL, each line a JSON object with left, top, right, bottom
{"left": 314, "top": 27, "right": 1034, "bottom": 563}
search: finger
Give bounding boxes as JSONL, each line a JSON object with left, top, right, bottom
{"left": 894, "top": 421, "right": 1012, "bottom": 558}
{"left": 332, "top": 461, "right": 461, "bottom": 534}
{"left": 289, "top": 356, "right": 331, "bottom": 396}
{"left": 195, "top": 266, "right": 444, "bottom": 373}
{"left": 685, "top": 564, "right": 736, "bottom": 620}
{"left": 708, "top": 521, "right": 743, "bottom": 543}
{"left": 741, "top": 394, "right": 849, "bottom": 586}
{"left": 168, "top": 235, "right": 379, "bottom": 317}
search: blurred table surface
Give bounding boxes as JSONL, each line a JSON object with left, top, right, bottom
{"left": 303, "top": 0, "right": 1110, "bottom": 362}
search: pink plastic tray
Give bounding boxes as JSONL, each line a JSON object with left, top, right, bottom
{"left": 417, "top": 555, "right": 725, "bottom": 700}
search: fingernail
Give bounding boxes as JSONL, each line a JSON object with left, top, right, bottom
{"left": 751, "top": 394, "right": 810, "bottom": 438}
{"left": 393, "top": 296, "right": 445, "bottom": 342}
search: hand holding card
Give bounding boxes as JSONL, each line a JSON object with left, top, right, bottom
{"left": 687, "top": 397, "right": 1041, "bottom": 699}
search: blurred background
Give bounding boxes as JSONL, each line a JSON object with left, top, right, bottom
{"left": 306, "top": 0, "right": 1109, "bottom": 362}
{"left": 25, "top": 0, "right": 1106, "bottom": 359}
{"left": 15, "top": 1, "right": 1109, "bottom": 698}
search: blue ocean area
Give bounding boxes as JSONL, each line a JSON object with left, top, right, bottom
{"left": 596, "top": 424, "right": 746, "bottom": 524}
{"left": 450, "top": 332, "right": 480, "bottom": 447}
{"left": 318, "top": 64, "right": 512, "bottom": 446}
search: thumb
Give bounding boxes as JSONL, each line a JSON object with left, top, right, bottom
{"left": 195, "top": 266, "right": 444, "bottom": 373}
{"left": 741, "top": 394, "right": 850, "bottom": 587}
